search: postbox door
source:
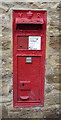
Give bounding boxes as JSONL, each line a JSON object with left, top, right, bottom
{"left": 17, "top": 56, "right": 41, "bottom": 102}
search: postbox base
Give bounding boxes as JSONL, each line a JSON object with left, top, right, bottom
{"left": 14, "top": 102, "right": 44, "bottom": 108}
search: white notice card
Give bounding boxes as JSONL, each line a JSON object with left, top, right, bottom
{"left": 28, "top": 36, "right": 41, "bottom": 50}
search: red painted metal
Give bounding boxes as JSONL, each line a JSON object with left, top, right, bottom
{"left": 12, "top": 10, "right": 47, "bottom": 107}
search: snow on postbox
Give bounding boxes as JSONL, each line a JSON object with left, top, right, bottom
{"left": 12, "top": 10, "right": 47, "bottom": 107}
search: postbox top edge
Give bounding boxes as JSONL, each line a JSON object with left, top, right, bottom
{"left": 11, "top": 8, "right": 47, "bottom": 12}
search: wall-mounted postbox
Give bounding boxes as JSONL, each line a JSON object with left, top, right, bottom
{"left": 12, "top": 9, "right": 47, "bottom": 107}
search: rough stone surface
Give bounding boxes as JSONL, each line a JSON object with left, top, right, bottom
{"left": 0, "top": 104, "right": 2, "bottom": 120}
{"left": 45, "top": 90, "right": 60, "bottom": 106}
{"left": 0, "top": 1, "right": 61, "bottom": 119}
{"left": 2, "top": 105, "right": 8, "bottom": 118}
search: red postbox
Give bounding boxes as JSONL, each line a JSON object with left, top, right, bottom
{"left": 12, "top": 9, "right": 47, "bottom": 107}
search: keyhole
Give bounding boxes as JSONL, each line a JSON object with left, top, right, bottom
{"left": 20, "top": 45, "right": 22, "bottom": 47}
{"left": 22, "top": 83, "right": 24, "bottom": 87}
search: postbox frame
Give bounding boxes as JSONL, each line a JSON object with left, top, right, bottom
{"left": 12, "top": 9, "right": 47, "bottom": 107}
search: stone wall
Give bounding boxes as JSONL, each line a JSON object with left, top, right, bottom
{"left": 0, "top": 1, "right": 61, "bottom": 119}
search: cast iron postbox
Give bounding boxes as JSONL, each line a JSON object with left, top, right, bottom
{"left": 13, "top": 9, "right": 47, "bottom": 107}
